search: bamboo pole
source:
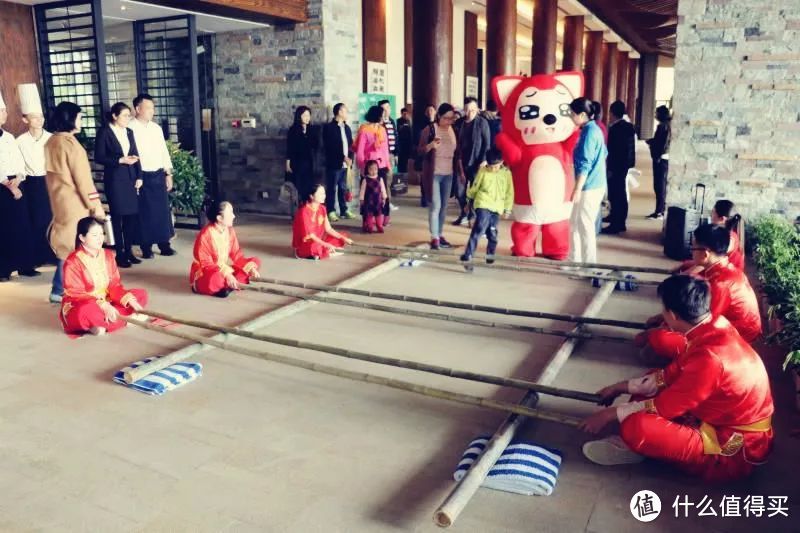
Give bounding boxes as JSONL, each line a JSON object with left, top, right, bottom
{"left": 350, "top": 241, "right": 672, "bottom": 275}
{"left": 124, "top": 243, "right": 424, "bottom": 384}
{"left": 121, "top": 316, "right": 584, "bottom": 427}
{"left": 251, "top": 277, "right": 646, "bottom": 330}
{"left": 342, "top": 247, "right": 662, "bottom": 286}
{"left": 432, "top": 272, "right": 618, "bottom": 528}
{"left": 133, "top": 308, "right": 603, "bottom": 404}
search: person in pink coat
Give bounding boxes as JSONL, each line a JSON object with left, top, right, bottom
{"left": 353, "top": 105, "right": 392, "bottom": 224}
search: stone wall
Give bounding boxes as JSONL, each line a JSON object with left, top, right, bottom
{"left": 213, "top": 0, "right": 361, "bottom": 214}
{"left": 669, "top": 0, "right": 800, "bottom": 219}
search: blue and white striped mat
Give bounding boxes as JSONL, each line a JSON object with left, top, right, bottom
{"left": 113, "top": 357, "right": 202, "bottom": 396}
{"left": 453, "top": 436, "right": 562, "bottom": 496}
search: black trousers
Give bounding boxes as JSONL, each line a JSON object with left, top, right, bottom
{"left": 21, "top": 175, "right": 56, "bottom": 265}
{"left": 112, "top": 213, "right": 139, "bottom": 258}
{"left": 0, "top": 183, "right": 35, "bottom": 276}
{"left": 606, "top": 168, "right": 629, "bottom": 230}
{"left": 455, "top": 164, "right": 479, "bottom": 218}
{"left": 653, "top": 159, "right": 669, "bottom": 214}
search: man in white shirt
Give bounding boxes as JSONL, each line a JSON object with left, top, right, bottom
{"left": 0, "top": 89, "right": 39, "bottom": 280}
{"left": 16, "top": 83, "right": 55, "bottom": 266}
{"left": 128, "top": 93, "right": 176, "bottom": 258}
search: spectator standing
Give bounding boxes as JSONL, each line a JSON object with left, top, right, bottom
{"left": 322, "top": 102, "right": 354, "bottom": 222}
{"left": 603, "top": 100, "right": 636, "bottom": 234}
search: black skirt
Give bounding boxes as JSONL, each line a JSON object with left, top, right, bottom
{"left": 137, "top": 169, "right": 174, "bottom": 245}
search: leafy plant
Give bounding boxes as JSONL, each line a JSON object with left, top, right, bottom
{"left": 167, "top": 141, "right": 207, "bottom": 215}
{"left": 752, "top": 216, "right": 800, "bottom": 372}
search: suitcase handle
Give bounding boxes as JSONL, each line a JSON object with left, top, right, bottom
{"left": 693, "top": 183, "right": 706, "bottom": 215}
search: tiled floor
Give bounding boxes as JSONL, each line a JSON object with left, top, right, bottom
{"left": 0, "top": 144, "right": 797, "bottom": 532}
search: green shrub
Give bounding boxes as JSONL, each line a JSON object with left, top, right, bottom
{"left": 167, "top": 141, "right": 207, "bottom": 215}
{"left": 752, "top": 216, "right": 800, "bottom": 371}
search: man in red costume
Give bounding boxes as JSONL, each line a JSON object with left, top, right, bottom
{"left": 581, "top": 275, "right": 774, "bottom": 482}
{"left": 636, "top": 224, "right": 761, "bottom": 360}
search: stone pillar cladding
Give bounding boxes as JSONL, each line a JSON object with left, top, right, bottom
{"left": 669, "top": 0, "right": 800, "bottom": 218}
{"left": 213, "top": 0, "right": 361, "bottom": 214}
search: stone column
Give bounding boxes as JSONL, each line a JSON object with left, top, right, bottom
{"left": 362, "top": 0, "right": 387, "bottom": 92}
{"left": 615, "top": 49, "right": 629, "bottom": 109}
{"left": 637, "top": 53, "right": 658, "bottom": 139}
{"left": 601, "top": 42, "right": 618, "bottom": 119}
{"left": 584, "top": 31, "right": 604, "bottom": 101}
{"left": 562, "top": 15, "right": 584, "bottom": 72}
{"left": 464, "top": 11, "right": 478, "bottom": 100}
{"left": 627, "top": 57, "right": 639, "bottom": 126}
{"left": 485, "top": 0, "right": 516, "bottom": 104}
{"left": 532, "top": 0, "right": 558, "bottom": 74}
{"left": 412, "top": 0, "right": 452, "bottom": 126}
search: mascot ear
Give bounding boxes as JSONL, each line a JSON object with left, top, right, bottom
{"left": 554, "top": 71, "right": 584, "bottom": 98}
{"left": 492, "top": 76, "right": 524, "bottom": 107}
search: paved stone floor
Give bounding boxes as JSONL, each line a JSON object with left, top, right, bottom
{"left": 1, "top": 144, "right": 798, "bottom": 532}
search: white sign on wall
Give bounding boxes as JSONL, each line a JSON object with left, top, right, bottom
{"left": 367, "top": 61, "right": 388, "bottom": 94}
{"left": 465, "top": 76, "right": 479, "bottom": 99}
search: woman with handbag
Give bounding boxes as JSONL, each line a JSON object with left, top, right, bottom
{"left": 94, "top": 102, "right": 143, "bottom": 268}
{"left": 285, "top": 106, "right": 318, "bottom": 203}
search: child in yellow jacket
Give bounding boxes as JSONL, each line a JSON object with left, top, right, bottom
{"left": 460, "top": 148, "right": 514, "bottom": 269}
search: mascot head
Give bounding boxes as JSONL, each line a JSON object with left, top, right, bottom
{"left": 491, "top": 71, "right": 584, "bottom": 146}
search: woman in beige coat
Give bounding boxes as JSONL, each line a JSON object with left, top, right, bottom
{"left": 45, "top": 101, "right": 103, "bottom": 303}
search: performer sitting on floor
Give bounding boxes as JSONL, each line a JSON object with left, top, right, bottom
{"left": 61, "top": 216, "right": 147, "bottom": 336}
{"left": 637, "top": 224, "right": 761, "bottom": 361}
{"left": 359, "top": 160, "right": 388, "bottom": 234}
{"left": 673, "top": 199, "right": 745, "bottom": 275}
{"left": 581, "top": 275, "right": 774, "bottom": 482}
{"left": 190, "top": 201, "right": 260, "bottom": 298}
{"left": 292, "top": 183, "right": 353, "bottom": 260}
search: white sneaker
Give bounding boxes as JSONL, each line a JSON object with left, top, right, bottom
{"left": 583, "top": 435, "right": 644, "bottom": 466}
{"left": 390, "top": 203, "right": 399, "bottom": 211}
{"left": 329, "top": 251, "right": 344, "bottom": 257}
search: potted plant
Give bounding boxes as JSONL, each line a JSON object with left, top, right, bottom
{"left": 167, "top": 140, "right": 208, "bottom": 228}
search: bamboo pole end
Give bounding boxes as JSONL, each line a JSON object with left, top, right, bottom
{"left": 434, "top": 510, "right": 453, "bottom": 528}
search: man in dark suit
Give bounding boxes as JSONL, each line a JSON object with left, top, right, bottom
{"left": 453, "top": 97, "right": 491, "bottom": 226}
{"left": 602, "top": 100, "right": 636, "bottom": 234}
{"left": 322, "top": 102, "right": 354, "bottom": 221}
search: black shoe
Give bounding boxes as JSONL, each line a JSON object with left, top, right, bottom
{"left": 452, "top": 216, "right": 464, "bottom": 226}
{"left": 602, "top": 216, "right": 611, "bottom": 223}
{"left": 117, "top": 258, "right": 132, "bottom": 268}
{"left": 438, "top": 237, "right": 453, "bottom": 249}
{"left": 459, "top": 254, "right": 471, "bottom": 262}
{"left": 0, "top": 274, "right": 10, "bottom": 282}
{"left": 159, "top": 245, "right": 176, "bottom": 256}
{"left": 213, "top": 288, "right": 233, "bottom": 298}
{"left": 601, "top": 226, "right": 626, "bottom": 235}
{"left": 486, "top": 256, "right": 496, "bottom": 265}
{"left": 128, "top": 254, "right": 142, "bottom": 265}
{"left": 18, "top": 269, "right": 42, "bottom": 277}
{"left": 141, "top": 248, "right": 154, "bottom": 259}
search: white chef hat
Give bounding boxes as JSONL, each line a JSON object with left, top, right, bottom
{"left": 0, "top": 89, "right": 5, "bottom": 110}
{"left": 18, "top": 83, "right": 43, "bottom": 115}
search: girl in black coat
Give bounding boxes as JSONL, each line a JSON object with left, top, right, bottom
{"left": 94, "top": 102, "right": 143, "bottom": 267}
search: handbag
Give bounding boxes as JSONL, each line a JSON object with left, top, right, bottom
{"left": 345, "top": 165, "right": 356, "bottom": 202}
{"left": 103, "top": 213, "right": 115, "bottom": 247}
{"left": 279, "top": 181, "right": 298, "bottom": 205}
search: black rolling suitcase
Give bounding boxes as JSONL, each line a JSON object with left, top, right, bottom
{"left": 663, "top": 183, "right": 707, "bottom": 260}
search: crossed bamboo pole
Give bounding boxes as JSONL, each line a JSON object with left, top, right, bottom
{"left": 349, "top": 241, "right": 673, "bottom": 275}
{"left": 121, "top": 315, "right": 584, "bottom": 427}
{"left": 135, "top": 308, "right": 603, "bottom": 404}
{"left": 341, "top": 247, "right": 662, "bottom": 286}
{"left": 251, "top": 277, "right": 647, "bottom": 330}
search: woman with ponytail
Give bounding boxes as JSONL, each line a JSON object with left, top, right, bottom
{"left": 712, "top": 200, "right": 744, "bottom": 270}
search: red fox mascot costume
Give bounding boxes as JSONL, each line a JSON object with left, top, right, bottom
{"left": 492, "top": 72, "right": 584, "bottom": 259}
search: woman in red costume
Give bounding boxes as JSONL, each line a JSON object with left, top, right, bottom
{"left": 190, "top": 201, "right": 260, "bottom": 297}
{"left": 60, "top": 216, "right": 147, "bottom": 336}
{"left": 292, "top": 183, "right": 353, "bottom": 259}
{"left": 581, "top": 275, "right": 773, "bottom": 483}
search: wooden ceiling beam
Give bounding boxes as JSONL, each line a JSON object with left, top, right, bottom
{"left": 134, "top": 0, "right": 307, "bottom": 24}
